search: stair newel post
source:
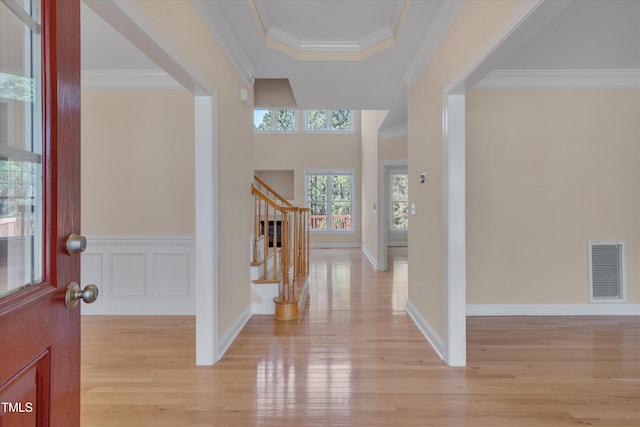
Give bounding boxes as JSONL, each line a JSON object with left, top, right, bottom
{"left": 296, "top": 209, "right": 304, "bottom": 274}
{"left": 293, "top": 208, "right": 299, "bottom": 279}
{"left": 300, "top": 208, "right": 309, "bottom": 276}
{"left": 253, "top": 190, "right": 259, "bottom": 264}
{"left": 271, "top": 205, "right": 277, "bottom": 281}
{"left": 263, "top": 200, "right": 269, "bottom": 281}
{"left": 292, "top": 210, "right": 296, "bottom": 298}
{"left": 282, "top": 209, "right": 290, "bottom": 302}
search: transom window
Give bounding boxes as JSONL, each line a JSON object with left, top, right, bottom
{"left": 305, "top": 170, "right": 354, "bottom": 232}
{"left": 254, "top": 109, "right": 297, "bottom": 132}
{"left": 390, "top": 171, "right": 408, "bottom": 230}
{"left": 304, "top": 109, "right": 353, "bottom": 132}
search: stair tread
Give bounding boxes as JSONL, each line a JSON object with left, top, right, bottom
{"left": 252, "top": 278, "right": 281, "bottom": 284}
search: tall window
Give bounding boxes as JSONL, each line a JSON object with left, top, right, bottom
{"left": 0, "top": 0, "right": 43, "bottom": 297}
{"left": 390, "top": 171, "right": 408, "bottom": 230}
{"left": 305, "top": 170, "right": 354, "bottom": 231}
{"left": 304, "top": 109, "right": 353, "bottom": 132}
{"left": 254, "top": 109, "right": 297, "bottom": 132}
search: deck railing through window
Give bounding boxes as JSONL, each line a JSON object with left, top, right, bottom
{"left": 308, "top": 215, "right": 351, "bottom": 230}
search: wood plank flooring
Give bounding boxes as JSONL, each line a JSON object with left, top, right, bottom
{"left": 81, "top": 248, "right": 640, "bottom": 426}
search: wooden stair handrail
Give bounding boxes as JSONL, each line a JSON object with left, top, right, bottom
{"left": 251, "top": 176, "right": 310, "bottom": 320}
{"left": 251, "top": 184, "right": 287, "bottom": 213}
{"left": 254, "top": 174, "right": 294, "bottom": 208}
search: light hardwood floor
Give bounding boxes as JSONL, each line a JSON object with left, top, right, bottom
{"left": 81, "top": 248, "right": 640, "bottom": 426}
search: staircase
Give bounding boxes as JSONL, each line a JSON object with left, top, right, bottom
{"left": 250, "top": 175, "right": 310, "bottom": 320}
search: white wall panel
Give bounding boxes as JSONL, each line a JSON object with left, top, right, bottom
{"left": 81, "top": 236, "right": 195, "bottom": 315}
{"left": 111, "top": 253, "right": 146, "bottom": 297}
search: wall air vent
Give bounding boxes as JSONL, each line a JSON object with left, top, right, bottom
{"left": 588, "top": 241, "right": 626, "bottom": 303}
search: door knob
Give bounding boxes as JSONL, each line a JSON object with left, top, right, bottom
{"left": 65, "top": 282, "right": 99, "bottom": 308}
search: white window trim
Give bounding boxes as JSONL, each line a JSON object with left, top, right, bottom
{"left": 304, "top": 168, "right": 356, "bottom": 233}
{"left": 253, "top": 108, "right": 299, "bottom": 133}
{"left": 303, "top": 109, "right": 354, "bottom": 134}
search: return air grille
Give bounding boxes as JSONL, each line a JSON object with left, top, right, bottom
{"left": 589, "top": 241, "right": 625, "bottom": 302}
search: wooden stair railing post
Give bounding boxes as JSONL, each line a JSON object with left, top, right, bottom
{"left": 281, "top": 209, "right": 290, "bottom": 302}
{"left": 252, "top": 177, "right": 310, "bottom": 320}
{"left": 295, "top": 208, "right": 300, "bottom": 278}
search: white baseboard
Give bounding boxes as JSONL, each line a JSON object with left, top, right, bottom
{"left": 81, "top": 236, "right": 195, "bottom": 315}
{"left": 387, "top": 242, "right": 408, "bottom": 247}
{"left": 467, "top": 304, "right": 640, "bottom": 316}
{"left": 218, "top": 304, "right": 252, "bottom": 360}
{"left": 310, "top": 242, "right": 361, "bottom": 249}
{"left": 361, "top": 245, "right": 382, "bottom": 270}
{"left": 405, "top": 299, "right": 445, "bottom": 360}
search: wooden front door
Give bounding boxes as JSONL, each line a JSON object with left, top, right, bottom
{"left": 0, "top": 0, "right": 84, "bottom": 425}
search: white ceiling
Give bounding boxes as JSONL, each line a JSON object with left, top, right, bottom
{"left": 497, "top": 0, "right": 640, "bottom": 70}
{"left": 191, "top": 0, "right": 461, "bottom": 110}
{"left": 81, "top": 0, "right": 640, "bottom": 130}
{"left": 81, "top": 2, "right": 158, "bottom": 71}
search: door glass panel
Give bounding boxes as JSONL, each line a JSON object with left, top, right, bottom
{"left": 0, "top": 0, "right": 43, "bottom": 298}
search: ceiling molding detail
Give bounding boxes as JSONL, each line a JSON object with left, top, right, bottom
{"left": 191, "top": 0, "right": 255, "bottom": 87}
{"left": 476, "top": 69, "right": 640, "bottom": 89}
{"left": 249, "top": 0, "right": 409, "bottom": 60}
{"left": 81, "top": 69, "right": 182, "bottom": 89}
{"left": 403, "top": 0, "right": 466, "bottom": 90}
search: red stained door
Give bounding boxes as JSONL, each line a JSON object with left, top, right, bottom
{"left": 0, "top": 0, "right": 84, "bottom": 425}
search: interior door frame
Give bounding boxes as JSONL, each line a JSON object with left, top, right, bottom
{"left": 81, "top": 0, "right": 220, "bottom": 364}
{"left": 378, "top": 158, "right": 407, "bottom": 271}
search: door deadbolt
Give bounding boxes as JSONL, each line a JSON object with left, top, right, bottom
{"left": 66, "top": 233, "right": 87, "bottom": 255}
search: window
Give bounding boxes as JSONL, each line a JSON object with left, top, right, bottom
{"left": 254, "top": 109, "right": 297, "bottom": 132}
{"left": 304, "top": 109, "right": 353, "bottom": 132}
{"left": 390, "top": 171, "right": 408, "bottom": 230}
{"left": 305, "top": 170, "right": 354, "bottom": 231}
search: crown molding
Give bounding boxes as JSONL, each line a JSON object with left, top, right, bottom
{"left": 476, "top": 69, "right": 640, "bottom": 88}
{"left": 81, "top": 69, "right": 182, "bottom": 89}
{"left": 359, "top": 27, "right": 395, "bottom": 52}
{"left": 269, "top": 27, "right": 395, "bottom": 54}
{"left": 250, "top": 0, "right": 408, "bottom": 57}
{"left": 404, "top": 0, "right": 466, "bottom": 90}
{"left": 268, "top": 26, "right": 367, "bottom": 53}
{"left": 191, "top": 0, "right": 255, "bottom": 87}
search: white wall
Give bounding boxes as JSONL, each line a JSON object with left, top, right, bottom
{"left": 81, "top": 89, "right": 195, "bottom": 236}
{"left": 407, "top": 0, "right": 540, "bottom": 358}
{"left": 81, "top": 89, "right": 196, "bottom": 315}
{"left": 467, "top": 88, "right": 640, "bottom": 307}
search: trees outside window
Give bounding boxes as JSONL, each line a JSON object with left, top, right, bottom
{"left": 255, "top": 109, "right": 353, "bottom": 133}
{"left": 254, "top": 109, "right": 297, "bottom": 132}
{"left": 391, "top": 171, "right": 408, "bottom": 230}
{"left": 306, "top": 171, "right": 353, "bottom": 231}
{"left": 304, "top": 109, "right": 353, "bottom": 132}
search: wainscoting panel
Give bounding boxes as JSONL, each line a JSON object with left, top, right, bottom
{"left": 153, "top": 253, "right": 191, "bottom": 297}
{"left": 110, "top": 253, "right": 147, "bottom": 297}
{"left": 81, "top": 236, "right": 195, "bottom": 315}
